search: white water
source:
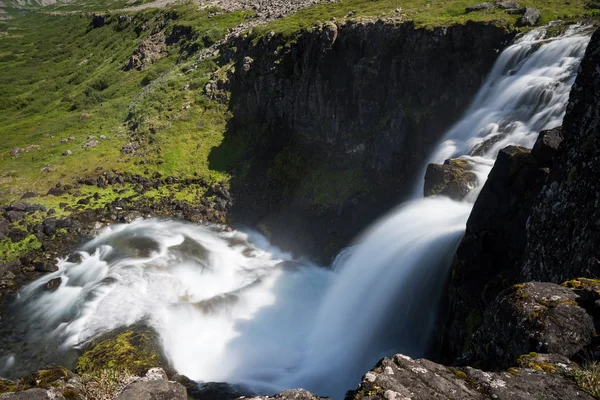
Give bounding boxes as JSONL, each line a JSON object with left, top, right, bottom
{"left": 6, "top": 24, "right": 592, "bottom": 399}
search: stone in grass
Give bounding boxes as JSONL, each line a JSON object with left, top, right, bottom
{"left": 517, "top": 7, "right": 541, "bottom": 26}
{"left": 466, "top": 2, "right": 493, "bottom": 12}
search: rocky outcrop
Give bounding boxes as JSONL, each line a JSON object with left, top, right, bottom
{"left": 466, "top": 282, "right": 596, "bottom": 370}
{"left": 523, "top": 28, "right": 600, "bottom": 283}
{"left": 441, "top": 145, "right": 550, "bottom": 360}
{"left": 517, "top": 7, "right": 541, "bottom": 27}
{"left": 424, "top": 158, "right": 477, "bottom": 200}
{"left": 226, "top": 20, "right": 512, "bottom": 261}
{"left": 347, "top": 353, "right": 592, "bottom": 400}
{"left": 117, "top": 379, "right": 187, "bottom": 400}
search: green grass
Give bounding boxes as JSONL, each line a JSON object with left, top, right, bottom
{"left": 257, "top": 0, "right": 598, "bottom": 38}
{"left": 0, "top": 5, "right": 253, "bottom": 203}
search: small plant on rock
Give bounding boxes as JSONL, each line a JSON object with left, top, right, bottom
{"left": 74, "top": 369, "right": 136, "bottom": 400}
{"left": 571, "top": 361, "right": 600, "bottom": 397}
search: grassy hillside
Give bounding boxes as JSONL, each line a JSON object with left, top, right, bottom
{"left": 0, "top": 4, "right": 252, "bottom": 203}
{"left": 0, "top": 0, "right": 597, "bottom": 206}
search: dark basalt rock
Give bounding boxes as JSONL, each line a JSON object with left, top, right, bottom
{"left": 424, "top": 158, "right": 477, "bottom": 200}
{"left": 523, "top": 28, "right": 600, "bottom": 283}
{"left": 228, "top": 20, "right": 513, "bottom": 262}
{"left": 20, "top": 192, "right": 37, "bottom": 199}
{"left": 467, "top": 282, "right": 595, "bottom": 370}
{"left": 347, "top": 353, "right": 592, "bottom": 400}
{"left": 5, "top": 211, "right": 25, "bottom": 223}
{"left": 44, "top": 278, "right": 62, "bottom": 291}
{"left": 33, "top": 262, "right": 58, "bottom": 273}
{"left": 7, "top": 229, "right": 26, "bottom": 243}
{"left": 531, "top": 126, "right": 563, "bottom": 167}
{"left": 0, "top": 218, "right": 8, "bottom": 240}
{"left": 441, "top": 145, "right": 549, "bottom": 362}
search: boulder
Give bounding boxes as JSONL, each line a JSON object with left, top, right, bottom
{"left": 348, "top": 353, "right": 593, "bottom": 400}
{"left": 33, "top": 262, "right": 58, "bottom": 273}
{"left": 47, "top": 187, "right": 64, "bottom": 196}
{"left": 531, "top": 126, "right": 563, "bottom": 167}
{"left": 7, "top": 229, "right": 27, "bottom": 243}
{"left": 116, "top": 380, "right": 186, "bottom": 400}
{"left": 441, "top": 145, "right": 549, "bottom": 362}
{"left": 466, "top": 2, "right": 494, "bottom": 12}
{"left": 423, "top": 158, "right": 477, "bottom": 200}
{"left": 516, "top": 7, "right": 541, "bottom": 26}
{"left": 4, "top": 211, "right": 25, "bottom": 223}
{"left": 496, "top": 0, "right": 520, "bottom": 9}
{"left": 20, "top": 192, "right": 37, "bottom": 199}
{"left": 467, "top": 282, "right": 595, "bottom": 369}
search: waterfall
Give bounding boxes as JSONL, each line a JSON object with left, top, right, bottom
{"left": 2, "top": 24, "right": 592, "bottom": 400}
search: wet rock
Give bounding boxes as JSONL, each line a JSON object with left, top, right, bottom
{"left": 442, "top": 145, "right": 549, "bottom": 362}
{"left": 8, "top": 228, "right": 27, "bottom": 243}
{"left": 423, "top": 158, "right": 477, "bottom": 200}
{"left": 466, "top": 2, "right": 494, "bottom": 12}
{"left": 20, "top": 192, "right": 37, "bottom": 199}
{"left": 517, "top": 7, "right": 541, "bottom": 26}
{"left": 45, "top": 277, "right": 62, "bottom": 291}
{"left": 47, "top": 187, "right": 64, "bottom": 196}
{"left": 116, "top": 380, "right": 186, "bottom": 400}
{"left": 347, "top": 353, "right": 593, "bottom": 400}
{"left": 188, "top": 381, "right": 250, "bottom": 400}
{"left": 467, "top": 282, "right": 595, "bottom": 369}
{"left": 33, "top": 261, "right": 58, "bottom": 273}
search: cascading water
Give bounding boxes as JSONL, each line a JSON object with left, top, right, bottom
{"left": 1, "top": 23, "right": 592, "bottom": 400}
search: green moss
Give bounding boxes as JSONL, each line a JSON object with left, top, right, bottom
{"left": 75, "top": 326, "right": 166, "bottom": 376}
{"left": 562, "top": 278, "right": 600, "bottom": 291}
{"left": 0, "top": 234, "right": 41, "bottom": 264}
{"left": 0, "top": 379, "right": 22, "bottom": 394}
{"left": 450, "top": 368, "right": 468, "bottom": 380}
{"left": 19, "top": 366, "right": 71, "bottom": 388}
{"left": 517, "top": 352, "right": 558, "bottom": 373}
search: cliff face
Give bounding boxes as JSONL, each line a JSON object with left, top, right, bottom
{"left": 225, "top": 20, "right": 512, "bottom": 261}
{"left": 442, "top": 27, "right": 600, "bottom": 368}
{"left": 522, "top": 28, "right": 600, "bottom": 282}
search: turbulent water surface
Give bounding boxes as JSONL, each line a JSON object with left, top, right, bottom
{"left": 2, "top": 24, "right": 593, "bottom": 399}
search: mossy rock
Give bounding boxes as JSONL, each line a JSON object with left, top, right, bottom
{"left": 20, "top": 366, "right": 72, "bottom": 388}
{"left": 423, "top": 158, "right": 477, "bottom": 200}
{"left": 75, "top": 325, "right": 168, "bottom": 376}
{"left": 0, "top": 379, "right": 23, "bottom": 394}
